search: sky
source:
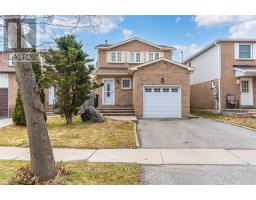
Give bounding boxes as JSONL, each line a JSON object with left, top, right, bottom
{"left": 2, "top": 15, "right": 256, "bottom": 63}
{"left": 71, "top": 15, "right": 256, "bottom": 62}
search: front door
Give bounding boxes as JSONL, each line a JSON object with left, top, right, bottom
{"left": 240, "top": 78, "right": 253, "bottom": 106}
{"left": 103, "top": 79, "right": 115, "bottom": 105}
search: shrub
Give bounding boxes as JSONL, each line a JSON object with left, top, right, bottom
{"left": 12, "top": 90, "right": 26, "bottom": 126}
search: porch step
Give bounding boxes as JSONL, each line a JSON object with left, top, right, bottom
{"left": 45, "top": 109, "right": 57, "bottom": 116}
{"left": 102, "top": 113, "right": 135, "bottom": 116}
{"left": 98, "top": 107, "right": 135, "bottom": 116}
{"left": 223, "top": 109, "right": 256, "bottom": 118}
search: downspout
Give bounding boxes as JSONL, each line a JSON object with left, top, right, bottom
{"left": 216, "top": 42, "right": 222, "bottom": 113}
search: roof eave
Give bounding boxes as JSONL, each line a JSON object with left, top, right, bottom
{"left": 95, "top": 37, "right": 175, "bottom": 50}
{"left": 129, "top": 58, "right": 194, "bottom": 72}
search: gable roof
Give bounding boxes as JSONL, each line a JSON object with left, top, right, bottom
{"left": 183, "top": 38, "right": 256, "bottom": 64}
{"left": 129, "top": 58, "right": 194, "bottom": 73}
{"left": 95, "top": 37, "right": 175, "bottom": 50}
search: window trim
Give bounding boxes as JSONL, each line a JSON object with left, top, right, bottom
{"left": 121, "top": 78, "right": 132, "bottom": 90}
{"left": 238, "top": 43, "right": 253, "bottom": 60}
{"left": 129, "top": 52, "right": 141, "bottom": 63}
{"left": 148, "top": 52, "right": 161, "bottom": 61}
{"left": 109, "top": 51, "right": 123, "bottom": 63}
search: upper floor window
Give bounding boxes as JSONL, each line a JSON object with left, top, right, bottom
{"left": 149, "top": 52, "right": 160, "bottom": 61}
{"left": 239, "top": 44, "right": 252, "bottom": 59}
{"left": 235, "top": 43, "right": 254, "bottom": 60}
{"left": 130, "top": 52, "right": 141, "bottom": 63}
{"left": 109, "top": 51, "right": 123, "bottom": 63}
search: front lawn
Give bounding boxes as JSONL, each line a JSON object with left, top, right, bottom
{"left": 0, "top": 117, "right": 136, "bottom": 149}
{"left": 192, "top": 110, "right": 256, "bottom": 129}
{"left": 0, "top": 160, "right": 140, "bottom": 185}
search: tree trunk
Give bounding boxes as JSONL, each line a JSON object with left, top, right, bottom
{"left": 66, "top": 116, "right": 73, "bottom": 124}
{"left": 6, "top": 16, "right": 57, "bottom": 180}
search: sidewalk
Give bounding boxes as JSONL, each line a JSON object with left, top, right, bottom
{"left": 0, "top": 146, "right": 255, "bottom": 165}
{"left": 0, "top": 118, "right": 13, "bottom": 128}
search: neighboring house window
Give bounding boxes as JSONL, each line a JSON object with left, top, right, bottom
{"left": 121, "top": 78, "right": 131, "bottom": 89}
{"left": 149, "top": 52, "right": 161, "bottom": 61}
{"left": 130, "top": 52, "right": 141, "bottom": 63}
{"left": 241, "top": 80, "right": 249, "bottom": 93}
{"left": 239, "top": 44, "right": 252, "bottom": 59}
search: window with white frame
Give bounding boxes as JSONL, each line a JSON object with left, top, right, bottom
{"left": 110, "top": 51, "right": 123, "bottom": 63}
{"left": 121, "top": 78, "right": 131, "bottom": 89}
{"left": 117, "top": 52, "right": 122, "bottom": 62}
{"left": 239, "top": 44, "right": 252, "bottom": 59}
{"left": 130, "top": 52, "right": 141, "bottom": 63}
{"left": 149, "top": 52, "right": 161, "bottom": 61}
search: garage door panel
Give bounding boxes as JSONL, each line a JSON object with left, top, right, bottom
{"left": 143, "top": 86, "right": 181, "bottom": 118}
{"left": 0, "top": 88, "right": 8, "bottom": 117}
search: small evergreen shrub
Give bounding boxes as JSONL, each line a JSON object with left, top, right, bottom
{"left": 12, "top": 90, "right": 26, "bottom": 126}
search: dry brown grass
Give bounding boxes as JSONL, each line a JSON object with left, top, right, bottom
{"left": 0, "top": 160, "right": 140, "bottom": 185}
{"left": 0, "top": 117, "right": 136, "bottom": 149}
{"left": 192, "top": 110, "right": 256, "bottom": 129}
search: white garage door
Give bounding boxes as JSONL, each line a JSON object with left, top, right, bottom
{"left": 143, "top": 86, "right": 181, "bottom": 118}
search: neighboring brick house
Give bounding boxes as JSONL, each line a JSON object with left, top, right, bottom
{"left": 94, "top": 37, "right": 193, "bottom": 118}
{"left": 183, "top": 39, "right": 256, "bottom": 111}
{"left": 0, "top": 52, "right": 55, "bottom": 117}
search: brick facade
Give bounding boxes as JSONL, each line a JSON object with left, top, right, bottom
{"left": 220, "top": 41, "right": 256, "bottom": 108}
{"left": 3, "top": 72, "right": 50, "bottom": 117}
{"left": 96, "top": 39, "right": 191, "bottom": 118}
{"left": 98, "top": 40, "right": 173, "bottom": 68}
{"left": 190, "top": 41, "right": 256, "bottom": 110}
{"left": 132, "top": 61, "right": 190, "bottom": 118}
{"left": 190, "top": 79, "right": 218, "bottom": 109}
{"left": 96, "top": 76, "right": 133, "bottom": 108}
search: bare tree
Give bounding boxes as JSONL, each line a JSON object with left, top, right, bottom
{"left": 3, "top": 15, "right": 104, "bottom": 180}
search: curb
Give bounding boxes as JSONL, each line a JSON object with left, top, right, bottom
{"left": 197, "top": 116, "right": 256, "bottom": 132}
{"left": 215, "top": 119, "right": 256, "bottom": 132}
{"left": 133, "top": 121, "right": 140, "bottom": 148}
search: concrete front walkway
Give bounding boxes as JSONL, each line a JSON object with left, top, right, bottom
{"left": 0, "top": 146, "right": 256, "bottom": 165}
{"left": 0, "top": 118, "right": 13, "bottom": 128}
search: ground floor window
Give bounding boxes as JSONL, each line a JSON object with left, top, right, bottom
{"left": 121, "top": 78, "right": 131, "bottom": 89}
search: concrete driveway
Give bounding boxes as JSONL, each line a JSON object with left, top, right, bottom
{"left": 141, "top": 165, "right": 256, "bottom": 184}
{"left": 137, "top": 118, "right": 256, "bottom": 149}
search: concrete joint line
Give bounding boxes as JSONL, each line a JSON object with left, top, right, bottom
{"left": 226, "top": 150, "right": 250, "bottom": 165}
{"left": 86, "top": 149, "right": 98, "bottom": 161}
{"left": 159, "top": 150, "right": 165, "bottom": 164}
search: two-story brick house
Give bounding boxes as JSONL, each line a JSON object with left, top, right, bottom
{"left": 184, "top": 39, "right": 256, "bottom": 111}
{"left": 94, "top": 37, "right": 193, "bottom": 118}
{"left": 0, "top": 52, "right": 55, "bottom": 117}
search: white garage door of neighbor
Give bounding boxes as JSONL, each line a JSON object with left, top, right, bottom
{"left": 143, "top": 86, "right": 181, "bottom": 118}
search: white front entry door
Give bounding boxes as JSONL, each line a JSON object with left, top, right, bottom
{"left": 48, "top": 86, "right": 55, "bottom": 105}
{"left": 143, "top": 86, "right": 181, "bottom": 118}
{"left": 103, "top": 79, "right": 115, "bottom": 105}
{"left": 240, "top": 78, "right": 253, "bottom": 106}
